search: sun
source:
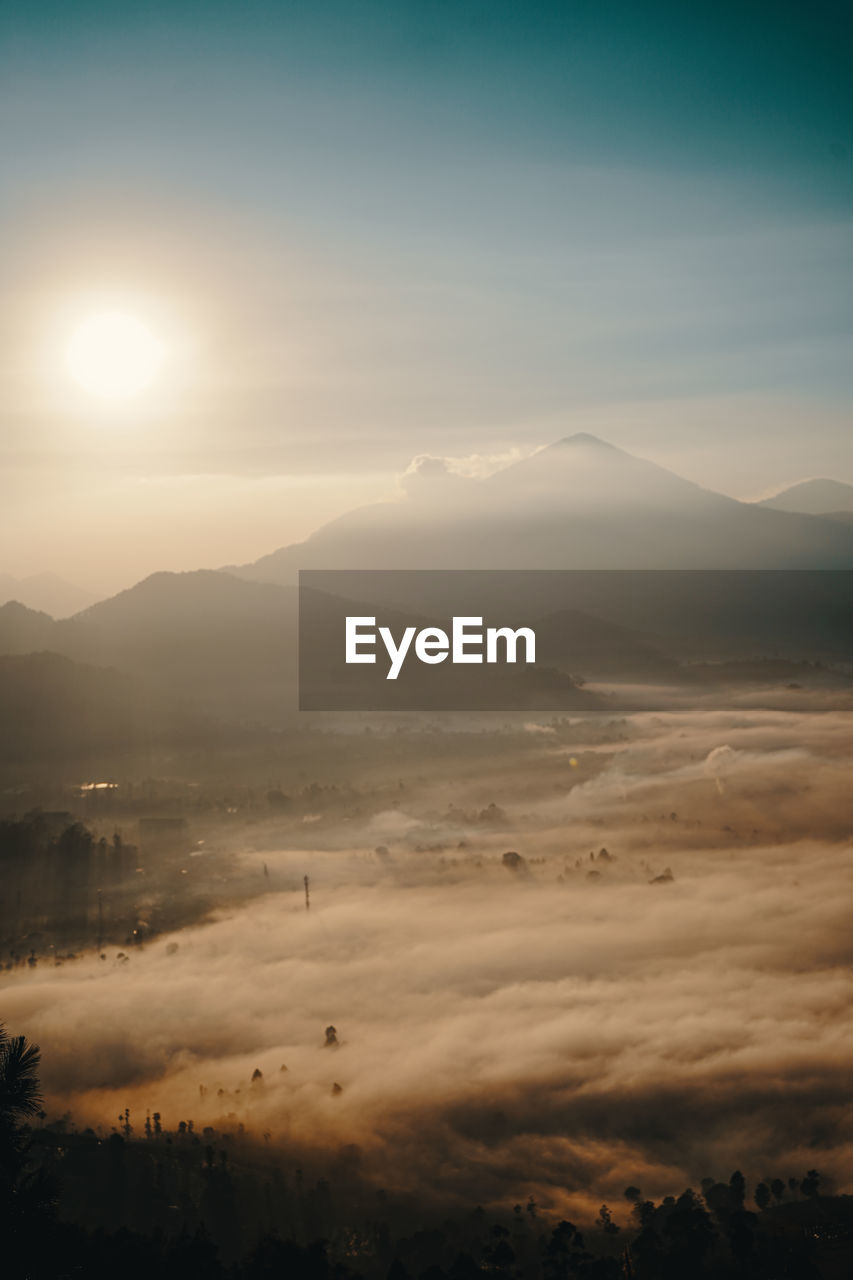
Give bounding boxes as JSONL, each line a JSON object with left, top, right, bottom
{"left": 66, "top": 310, "right": 165, "bottom": 400}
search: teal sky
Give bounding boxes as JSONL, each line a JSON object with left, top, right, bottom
{"left": 1, "top": 0, "right": 852, "bottom": 588}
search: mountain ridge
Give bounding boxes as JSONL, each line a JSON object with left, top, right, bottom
{"left": 0, "top": 571, "right": 100, "bottom": 618}
{"left": 759, "top": 477, "right": 853, "bottom": 515}
{"left": 227, "top": 434, "right": 853, "bottom": 583}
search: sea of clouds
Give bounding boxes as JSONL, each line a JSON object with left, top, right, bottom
{"left": 4, "top": 706, "right": 852, "bottom": 1222}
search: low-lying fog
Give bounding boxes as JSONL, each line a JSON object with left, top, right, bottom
{"left": 4, "top": 705, "right": 853, "bottom": 1223}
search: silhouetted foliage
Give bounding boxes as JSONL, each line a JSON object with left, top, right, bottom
{"left": 2, "top": 1023, "right": 851, "bottom": 1279}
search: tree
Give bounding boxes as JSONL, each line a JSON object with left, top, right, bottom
{"left": 0, "top": 1023, "right": 55, "bottom": 1247}
{"left": 662, "top": 1189, "right": 715, "bottom": 1270}
{"left": 0, "top": 1025, "right": 43, "bottom": 1129}
{"left": 597, "top": 1204, "right": 620, "bottom": 1234}
{"left": 728, "top": 1169, "right": 746, "bottom": 1210}
{"left": 543, "top": 1220, "right": 590, "bottom": 1278}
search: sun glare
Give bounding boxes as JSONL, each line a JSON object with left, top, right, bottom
{"left": 66, "top": 311, "right": 165, "bottom": 400}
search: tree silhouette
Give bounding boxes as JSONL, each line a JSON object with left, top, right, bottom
{"left": 0, "top": 1023, "right": 56, "bottom": 1256}
{"left": 0, "top": 1025, "right": 42, "bottom": 1128}
{"left": 0, "top": 1027, "right": 843, "bottom": 1280}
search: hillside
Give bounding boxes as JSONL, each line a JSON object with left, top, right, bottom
{"left": 0, "top": 572, "right": 300, "bottom": 723}
{"left": 0, "top": 601, "right": 56, "bottom": 653}
{"left": 0, "top": 651, "right": 214, "bottom": 764}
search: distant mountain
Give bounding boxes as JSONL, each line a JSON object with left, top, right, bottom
{"left": 0, "top": 570, "right": 678, "bottom": 718}
{"left": 229, "top": 435, "right": 853, "bottom": 582}
{"left": 62, "top": 570, "right": 301, "bottom": 720}
{"left": 1, "top": 442, "right": 850, "bottom": 725}
{"left": 0, "top": 571, "right": 301, "bottom": 723}
{"left": 0, "top": 571, "right": 99, "bottom": 617}
{"left": 0, "top": 602, "right": 56, "bottom": 654}
{"left": 0, "top": 651, "right": 213, "bottom": 763}
{"left": 759, "top": 478, "right": 853, "bottom": 516}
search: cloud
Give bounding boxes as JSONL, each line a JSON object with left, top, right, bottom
{"left": 3, "top": 706, "right": 853, "bottom": 1221}
{"left": 399, "top": 448, "right": 530, "bottom": 497}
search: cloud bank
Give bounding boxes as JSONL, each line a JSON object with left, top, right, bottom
{"left": 4, "top": 707, "right": 853, "bottom": 1221}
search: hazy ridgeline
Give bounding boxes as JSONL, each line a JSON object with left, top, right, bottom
{"left": 3, "top": 701, "right": 853, "bottom": 1249}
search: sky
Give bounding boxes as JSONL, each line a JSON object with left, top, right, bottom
{"left": 1, "top": 0, "right": 852, "bottom": 593}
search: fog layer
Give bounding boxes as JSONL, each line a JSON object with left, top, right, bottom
{"left": 4, "top": 707, "right": 853, "bottom": 1220}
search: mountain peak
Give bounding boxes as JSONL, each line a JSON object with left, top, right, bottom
{"left": 0, "top": 571, "right": 98, "bottom": 618}
{"left": 0, "top": 599, "right": 53, "bottom": 621}
{"left": 548, "top": 432, "right": 620, "bottom": 451}
{"left": 760, "top": 477, "right": 853, "bottom": 516}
